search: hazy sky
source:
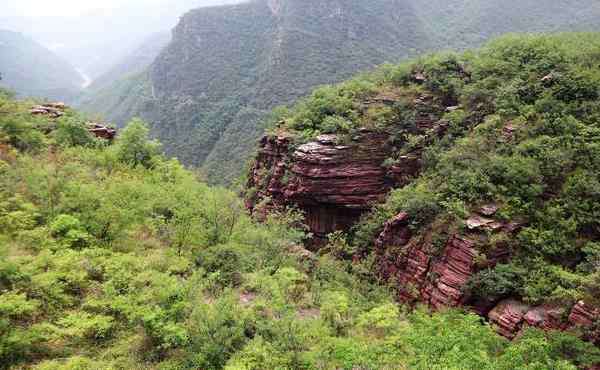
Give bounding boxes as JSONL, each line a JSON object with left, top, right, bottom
{"left": 7, "top": 0, "right": 236, "bottom": 17}
{"left": 9, "top": 0, "right": 125, "bottom": 17}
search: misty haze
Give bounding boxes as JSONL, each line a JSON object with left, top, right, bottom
{"left": 2, "top": 1, "right": 600, "bottom": 369}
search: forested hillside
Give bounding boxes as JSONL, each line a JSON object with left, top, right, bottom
{"left": 80, "top": 0, "right": 600, "bottom": 185}
{"left": 75, "top": 33, "right": 171, "bottom": 122}
{"left": 1, "top": 77, "right": 598, "bottom": 369}
{"left": 247, "top": 32, "right": 600, "bottom": 363}
{"left": 0, "top": 30, "right": 83, "bottom": 102}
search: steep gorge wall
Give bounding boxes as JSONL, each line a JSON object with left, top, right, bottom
{"left": 245, "top": 85, "right": 447, "bottom": 244}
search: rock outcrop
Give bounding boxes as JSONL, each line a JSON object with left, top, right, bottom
{"left": 488, "top": 299, "right": 531, "bottom": 339}
{"left": 88, "top": 123, "right": 117, "bottom": 141}
{"left": 30, "top": 103, "right": 66, "bottom": 118}
{"left": 246, "top": 89, "right": 449, "bottom": 244}
{"left": 247, "top": 131, "right": 405, "bottom": 244}
{"left": 375, "top": 205, "right": 600, "bottom": 340}
{"left": 30, "top": 103, "right": 117, "bottom": 140}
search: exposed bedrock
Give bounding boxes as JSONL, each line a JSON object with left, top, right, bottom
{"left": 375, "top": 205, "right": 600, "bottom": 340}
{"left": 246, "top": 131, "right": 421, "bottom": 245}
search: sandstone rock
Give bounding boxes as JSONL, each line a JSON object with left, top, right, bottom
{"left": 46, "top": 102, "right": 66, "bottom": 109}
{"left": 423, "top": 235, "right": 477, "bottom": 309}
{"left": 378, "top": 238, "right": 432, "bottom": 302}
{"left": 569, "top": 301, "right": 599, "bottom": 328}
{"left": 503, "top": 122, "right": 516, "bottom": 140}
{"left": 246, "top": 89, "right": 448, "bottom": 245}
{"left": 466, "top": 215, "right": 495, "bottom": 230}
{"left": 375, "top": 212, "right": 411, "bottom": 248}
{"left": 523, "top": 305, "right": 564, "bottom": 331}
{"left": 479, "top": 204, "right": 499, "bottom": 216}
{"left": 30, "top": 104, "right": 64, "bottom": 118}
{"left": 88, "top": 123, "right": 117, "bottom": 140}
{"left": 387, "top": 155, "right": 421, "bottom": 187}
{"left": 412, "top": 72, "right": 426, "bottom": 83}
{"left": 248, "top": 132, "right": 406, "bottom": 243}
{"left": 488, "top": 299, "right": 531, "bottom": 339}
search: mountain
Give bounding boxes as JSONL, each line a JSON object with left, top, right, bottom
{"left": 81, "top": 0, "right": 600, "bottom": 185}
{"left": 0, "top": 0, "right": 243, "bottom": 81}
{"left": 413, "top": 0, "right": 600, "bottom": 49}
{"left": 247, "top": 32, "right": 600, "bottom": 345}
{"left": 0, "top": 30, "right": 83, "bottom": 101}
{"left": 81, "top": 0, "right": 431, "bottom": 184}
{"left": 85, "top": 32, "right": 171, "bottom": 94}
{"left": 2, "top": 34, "right": 600, "bottom": 367}
{"left": 75, "top": 32, "right": 171, "bottom": 120}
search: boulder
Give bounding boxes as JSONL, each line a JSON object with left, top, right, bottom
{"left": 87, "top": 123, "right": 117, "bottom": 140}
{"left": 488, "top": 299, "right": 531, "bottom": 339}
{"left": 523, "top": 305, "right": 565, "bottom": 331}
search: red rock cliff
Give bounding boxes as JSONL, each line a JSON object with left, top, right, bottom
{"left": 247, "top": 130, "right": 418, "bottom": 244}
{"left": 375, "top": 206, "right": 600, "bottom": 340}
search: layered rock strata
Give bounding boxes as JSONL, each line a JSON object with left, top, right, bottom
{"left": 247, "top": 131, "right": 406, "bottom": 244}
{"left": 29, "top": 103, "right": 116, "bottom": 140}
{"left": 375, "top": 205, "right": 600, "bottom": 339}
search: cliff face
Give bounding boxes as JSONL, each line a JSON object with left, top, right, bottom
{"left": 375, "top": 207, "right": 600, "bottom": 340}
{"left": 246, "top": 131, "right": 407, "bottom": 243}
{"left": 246, "top": 33, "right": 600, "bottom": 345}
{"left": 246, "top": 82, "right": 450, "bottom": 243}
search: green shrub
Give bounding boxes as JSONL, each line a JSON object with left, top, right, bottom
{"left": 54, "top": 116, "right": 95, "bottom": 148}
{"left": 114, "top": 118, "right": 161, "bottom": 168}
{"left": 467, "top": 264, "right": 526, "bottom": 302}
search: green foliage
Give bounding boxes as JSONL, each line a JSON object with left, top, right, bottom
{"left": 0, "top": 115, "right": 45, "bottom": 153}
{"left": 2, "top": 34, "right": 600, "bottom": 370}
{"left": 114, "top": 118, "right": 161, "bottom": 168}
{"left": 50, "top": 214, "right": 90, "bottom": 249}
{"left": 185, "top": 295, "right": 249, "bottom": 369}
{"left": 467, "top": 264, "right": 526, "bottom": 302}
{"left": 196, "top": 246, "right": 243, "bottom": 289}
{"left": 402, "top": 309, "right": 506, "bottom": 369}
{"left": 54, "top": 115, "right": 95, "bottom": 148}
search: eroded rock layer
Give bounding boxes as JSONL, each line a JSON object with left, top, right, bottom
{"left": 247, "top": 131, "right": 419, "bottom": 243}
{"left": 375, "top": 206, "right": 600, "bottom": 340}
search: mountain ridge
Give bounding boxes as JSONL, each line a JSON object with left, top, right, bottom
{"left": 0, "top": 30, "right": 83, "bottom": 101}
{"left": 80, "top": 0, "right": 600, "bottom": 185}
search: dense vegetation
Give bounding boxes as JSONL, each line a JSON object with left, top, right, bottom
{"left": 2, "top": 78, "right": 598, "bottom": 369}
{"left": 268, "top": 33, "right": 600, "bottom": 320}
{"left": 79, "top": 0, "right": 600, "bottom": 185}
{"left": 0, "top": 30, "right": 83, "bottom": 102}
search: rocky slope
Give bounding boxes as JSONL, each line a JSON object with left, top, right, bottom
{"left": 245, "top": 33, "right": 600, "bottom": 345}
{"left": 246, "top": 88, "right": 446, "bottom": 243}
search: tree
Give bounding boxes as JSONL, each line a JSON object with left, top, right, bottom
{"left": 114, "top": 118, "right": 161, "bottom": 168}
